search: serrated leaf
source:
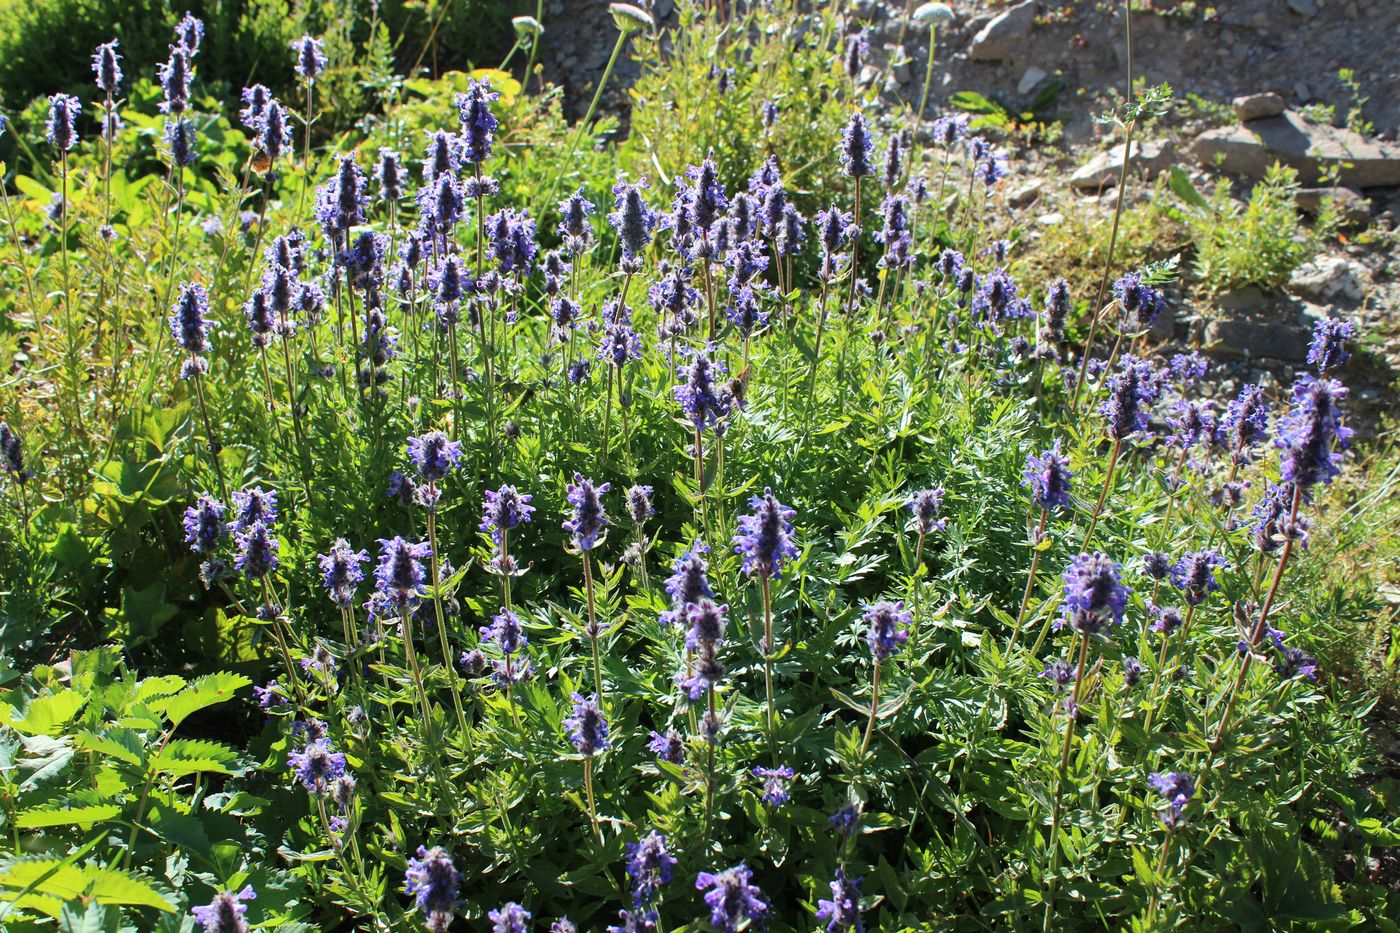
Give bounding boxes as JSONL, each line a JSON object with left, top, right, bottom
{"left": 0, "top": 859, "right": 173, "bottom": 913}
{"left": 16, "top": 804, "right": 123, "bottom": 829}
{"left": 157, "top": 672, "right": 251, "bottom": 727}
{"left": 74, "top": 728, "right": 145, "bottom": 767}
{"left": 7, "top": 690, "right": 87, "bottom": 736}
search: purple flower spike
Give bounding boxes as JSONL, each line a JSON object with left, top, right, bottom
{"left": 1060, "top": 552, "right": 1130, "bottom": 636}
{"left": 405, "top": 846, "right": 460, "bottom": 933}
{"left": 696, "top": 863, "right": 768, "bottom": 932}
{"left": 406, "top": 431, "right": 464, "bottom": 482}
{"left": 1276, "top": 375, "right": 1351, "bottom": 492}
{"left": 625, "top": 829, "right": 677, "bottom": 906}
{"left": 481, "top": 485, "right": 535, "bottom": 545}
{"left": 863, "top": 600, "right": 911, "bottom": 661}
{"left": 815, "top": 867, "right": 864, "bottom": 932}
{"left": 191, "top": 885, "right": 255, "bottom": 932}
{"left": 565, "top": 692, "right": 610, "bottom": 755}
{"left": 1168, "top": 549, "right": 1226, "bottom": 606}
{"left": 1023, "top": 441, "right": 1074, "bottom": 511}
{"left": 1307, "top": 317, "right": 1356, "bottom": 373}
{"left": 753, "top": 765, "right": 795, "bottom": 807}
{"left": 733, "top": 487, "right": 798, "bottom": 579}
{"left": 1148, "top": 771, "right": 1195, "bottom": 828}
{"left": 563, "top": 473, "right": 610, "bottom": 551}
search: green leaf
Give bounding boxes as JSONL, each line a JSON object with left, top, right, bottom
{"left": 0, "top": 859, "right": 173, "bottom": 913}
{"left": 16, "top": 804, "right": 123, "bottom": 830}
{"left": 1169, "top": 164, "right": 1209, "bottom": 210}
{"left": 7, "top": 691, "right": 87, "bottom": 736}
{"left": 150, "top": 738, "right": 239, "bottom": 777}
{"left": 157, "top": 672, "right": 251, "bottom": 727}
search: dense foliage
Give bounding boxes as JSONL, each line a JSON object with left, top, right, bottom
{"left": 1, "top": 1, "right": 1397, "bottom": 930}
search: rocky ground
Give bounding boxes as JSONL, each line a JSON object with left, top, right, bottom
{"left": 537, "top": 0, "right": 1400, "bottom": 426}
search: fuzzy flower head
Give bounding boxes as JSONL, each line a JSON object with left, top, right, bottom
{"left": 457, "top": 78, "right": 501, "bottom": 164}
{"left": 175, "top": 12, "right": 204, "bottom": 54}
{"left": 1060, "top": 552, "right": 1130, "bottom": 636}
{"left": 1099, "top": 356, "right": 1161, "bottom": 442}
{"left": 563, "top": 473, "right": 610, "bottom": 551}
{"left": 191, "top": 885, "right": 255, "bottom": 933}
{"left": 649, "top": 729, "right": 685, "bottom": 764}
{"left": 625, "top": 484, "right": 655, "bottom": 524}
{"left": 480, "top": 485, "right": 535, "bottom": 545}
{"left": 1217, "top": 383, "right": 1270, "bottom": 463}
{"left": 234, "top": 522, "right": 279, "bottom": 578}
{"left": 374, "top": 536, "right": 432, "bottom": 609}
{"left": 1167, "top": 398, "right": 1217, "bottom": 451}
{"left": 674, "top": 349, "right": 731, "bottom": 434}
{"left": 288, "top": 740, "right": 347, "bottom": 794}
{"left": 816, "top": 867, "right": 864, "bottom": 932}
{"left": 558, "top": 187, "right": 596, "bottom": 253}
{"left": 182, "top": 495, "right": 226, "bottom": 552}
{"left": 1276, "top": 375, "right": 1351, "bottom": 491}
{"left": 406, "top": 431, "right": 464, "bottom": 483}
{"left": 625, "top": 830, "right": 677, "bottom": 906}
{"left": 158, "top": 45, "right": 192, "bottom": 114}
{"left": 843, "top": 28, "right": 868, "bottom": 80}
{"left": 1149, "top": 771, "right": 1195, "bottom": 828}
{"left": 864, "top": 600, "right": 911, "bottom": 661}
{"left": 907, "top": 487, "right": 946, "bottom": 535}
{"left": 839, "top": 111, "right": 877, "bottom": 179}
{"left": 1113, "top": 271, "right": 1166, "bottom": 331}
{"left": 565, "top": 692, "right": 610, "bottom": 755}
{"left": 696, "top": 863, "right": 768, "bottom": 932}
{"left": 490, "top": 903, "right": 531, "bottom": 933}
{"left": 610, "top": 176, "right": 657, "bottom": 267}
{"left": 292, "top": 35, "right": 326, "bottom": 82}
{"left": 661, "top": 540, "right": 713, "bottom": 626}
{"left": 1023, "top": 441, "right": 1074, "bottom": 510}
{"left": 754, "top": 765, "right": 795, "bottom": 807}
{"left": 1169, "top": 549, "right": 1226, "bottom": 606}
{"left": 92, "top": 39, "right": 123, "bottom": 94}
{"left": 405, "top": 846, "right": 460, "bottom": 933}
{"left": 231, "top": 487, "right": 278, "bottom": 532}
{"left": 318, "top": 539, "right": 368, "bottom": 608}
{"left": 1307, "top": 317, "right": 1356, "bottom": 373}
{"left": 733, "top": 488, "right": 799, "bottom": 579}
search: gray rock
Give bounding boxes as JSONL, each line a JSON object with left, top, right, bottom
{"left": 1069, "top": 140, "right": 1173, "bottom": 191}
{"left": 1009, "top": 180, "right": 1043, "bottom": 207}
{"left": 1191, "top": 111, "right": 1400, "bottom": 187}
{"left": 892, "top": 46, "right": 911, "bottom": 85}
{"left": 1289, "top": 256, "right": 1369, "bottom": 302}
{"left": 1017, "top": 66, "right": 1047, "bottom": 96}
{"left": 1202, "top": 317, "right": 1310, "bottom": 361}
{"left": 969, "top": 0, "right": 1036, "bottom": 62}
{"left": 1233, "top": 92, "right": 1284, "bottom": 122}
{"left": 1216, "top": 286, "right": 1268, "bottom": 311}
{"left": 1295, "top": 187, "right": 1371, "bottom": 224}
{"left": 1287, "top": 0, "right": 1318, "bottom": 15}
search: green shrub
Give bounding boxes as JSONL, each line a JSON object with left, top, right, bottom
{"left": 1181, "top": 162, "right": 1313, "bottom": 294}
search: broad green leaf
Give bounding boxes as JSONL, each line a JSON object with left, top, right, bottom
{"left": 0, "top": 859, "right": 173, "bottom": 913}
{"left": 7, "top": 690, "right": 87, "bottom": 736}
{"left": 157, "top": 672, "right": 251, "bottom": 727}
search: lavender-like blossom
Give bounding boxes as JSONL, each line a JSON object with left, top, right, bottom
{"left": 563, "top": 473, "right": 610, "bottom": 551}
{"left": 696, "top": 863, "right": 768, "bottom": 932}
{"left": 1143, "top": 552, "right": 1171, "bottom": 581}
{"left": 1216, "top": 383, "right": 1270, "bottom": 463}
{"left": 907, "top": 488, "right": 946, "bottom": 535}
{"left": 1043, "top": 278, "right": 1071, "bottom": 347}
{"left": 558, "top": 187, "right": 596, "bottom": 254}
{"left": 1123, "top": 656, "right": 1145, "bottom": 688}
{"left": 1149, "top": 603, "right": 1184, "bottom": 635}
{"left": 1167, "top": 398, "right": 1217, "bottom": 451}
{"left": 610, "top": 177, "right": 657, "bottom": 268}
{"left": 565, "top": 692, "right": 610, "bottom": 755}
{"left": 1250, "top": 482, "right": 1305, "bottom": 552}
{"left": 829, "top": 803, "right": 861, "bottom": 837}
{"left": 1060, "top": 552, "right": 1130, "bottom": 636}
{"left": 158, "top": 46, "right": 193, "bottom": 115}
{"left": 318, "top": 539, "right": 369, "bottom": 608}
{"left": 374, "top": 536, "right": 432, "bottom": 609}
{"left": 234, "top": 522, "right": 279, "bottom": 578}
{"left": 292, "top": 35, "right": 326, "bottom": 82}
{"left": 815, "top": 868, "right": 864, "bottom": 932}
{"left": 839, "top": 111, "right": 876, "bottom": 178}
{"left": 288, "top": 740, "right": 347, "bottom": 794}
{"left": 864, "top": 600, "right": 911, "bottom": 660}
{"left": 1169, "top": 549, "right": 1226, "bottom": 606}
{"left": 844, "top": 28, "right": 869, "bottom": 80}
{"left": 761, "top": 99, "right": 779, "bottom": 131}
{"left": 598, "top": 320, "right": 643, "bottom": 369}
{"left": 46, "top": 94, "right": 81, "bottom": 151}
{"left": 1113, "top": 271, "right": 1166, "bottom": 331}
{"left": 231, "top": 487, "right": 278, "bottom": 532}
{"left": 626, "top": 485, "right": 655, "bottom": 524}
{"left": 480, "top": 485, "right": 534, "bottom": 545}
{"left": 1169, "top": 351, "right": 1208, "bottom": 385}
{"left": 182, "top": 495, "right": 226, "bottom": 553}
{"left": 930, "top": 114, "right": 968, "bottom": 148}
{"left": 1099, "top": 356, "right": 1161, "bottom": 442}
{"left": 1276, "top": 375, "right": 1351, "bottom": 491}
{"left": 1023, "top": 441, "right": 1074, "bottom": 510}
{"left": 406, "top": 431, "right": 464, "bottom": 482}
{"left": 92, "top": 39, "right": 122, "bottom": 94}
{"left": 256, "top": 101, "right": 290, "bottom": 165}
{"left": 677, "top": 598, "right": 727, "bottom": 700}
{"left": 1148, "top": 771, "right": 1195, "bottom": 828}
{"left": 625, "top": 830, "right": 677, "bottom": 906}
{"left": 1307, "top": 318, "right": 1356, "bottom": 373}
{"left": 164, "top": 118, "right": 197, "bottom": 167}
{"left": 490, "top": 903, "right": 531, "bottom": 933}
{"left": 405, "top": 846, "right": 460, "bottom": 933}
{"left": 191, "top": 885, "right": 255, "bottom": 933}
{"left": 457, "top": 78, "right": 500, "bottom": 164}
{"left": 733, "top": 488, "right": 798, "bottom": 579}
{"left": 753, "top": 765, "right": 795, "bottom": 807}
{"left": 661, "top": 540, "right": 713, "bottom": 626}
{"left": 175, "top": 12, "right": 204, "bottom": 54}
{"left": 648, "top": 729, "right": 685, "bottom": 763}
{"left": 240, "top": 85, "right": 270, "bottom": 130}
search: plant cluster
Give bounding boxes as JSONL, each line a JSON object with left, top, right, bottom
{"left": 0, "top": 2, "right": 1395, "bottom": 930}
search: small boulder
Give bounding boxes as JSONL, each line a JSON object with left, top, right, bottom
{"left": 1232, "top": 92, "right": 1284, "bottom": 123}
{"left": 1289, "top": 256, "right": 1369, "bottom": 302}
{"left": 1287, "top": 0, "right": 1318, "bottom": 15}
{"left": 969, "top": 0, "right": 1036, "bottom": 62}
{"left": 1017, "top": 66, "right": 1047, "bottom": 96}
{"left": 1294, "top": 187, "right": 1371, "bottom": 225}
{"left": 1009, "top": 180, "right": 1043, "bottom": 207}
{"left": 1203, "top": 317, "right": 1310, "bottom": 361}
{"left": 1192, "top": 111, "right": 1400, "bottom": 187}
{"left": 1069, "top": 140, "right": 1173, "bottom": 191}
